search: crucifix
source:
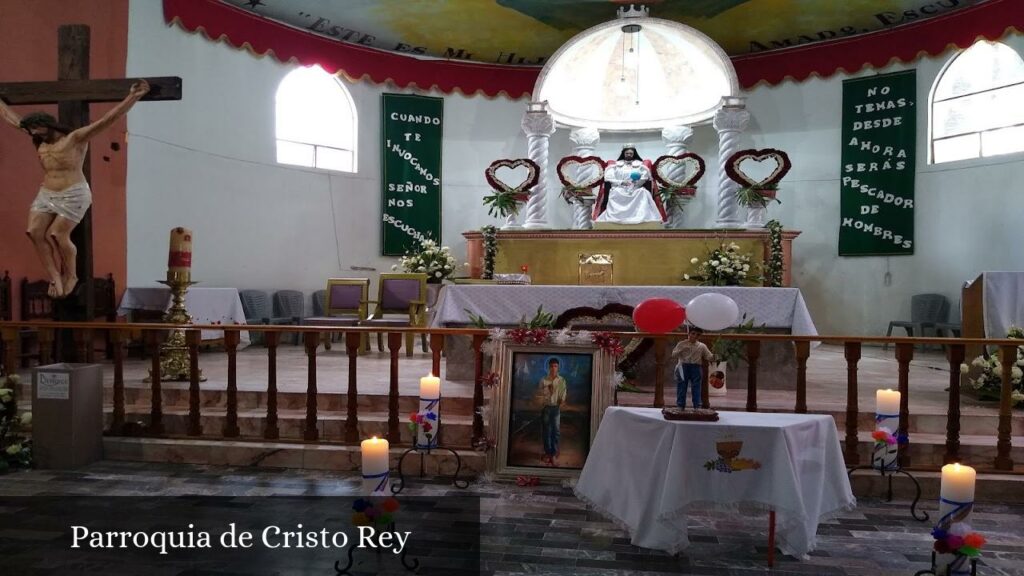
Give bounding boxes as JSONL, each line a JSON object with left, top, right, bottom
{"left": 0, "top": 24, "right": 181, "bottom": 361}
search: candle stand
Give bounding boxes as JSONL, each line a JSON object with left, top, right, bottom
{"left": 390, "top": 444, "right": 469, "bottom": 495}
{"left": 334, "top": 523, "right": 419, "bottom": 575}
{"left": 145, "top": 275, "right": 205, "bottom": 382}
{"left": 847, "top": 442, "right": 927, "bottom": 522}
{"left": 913, "top": 551, "right": 978, "bottom": 576}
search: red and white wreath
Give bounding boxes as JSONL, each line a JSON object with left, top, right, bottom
{"left": 653, "top": 153, "right": 705, "bottom": 198}
{"left": 725, "top": 148, "right": 791, "bottom": 207}
{"left": 556, "top": 155, "right": 605, "bottom": 203}
{"left": 482, "top": 158, "right": 540, "bottom": 218}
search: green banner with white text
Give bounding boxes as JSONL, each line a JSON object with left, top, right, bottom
{"left": 381, "top": 93, "right": 443, "bottom": 256}
{"left": 839, "top": 70, "right": 916, "bottom": 256}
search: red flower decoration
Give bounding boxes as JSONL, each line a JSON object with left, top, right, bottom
{"left": 515, "top": 476, "right": 540, "bottom": 487}
{"left": 934, "top": 540, "right": 952, "bottom": 554}
{"left": 408, "top": 411, "right": 420, "bottom": 423}
{"left": 380, "top": 498, "right": 400, "bottom": 513}
{"left": 481, "top": 372, "right": 500, "bottom": 388}
{"left": 592, "top": 332, "right": 625, "bottom": 357}
{"left": 422, "top": 422, "right": 433, "bottom": 433}
{"left": 963, "top": 533, "right": 986, "bottom": 548}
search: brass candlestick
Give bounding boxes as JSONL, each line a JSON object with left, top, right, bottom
{"left": 146, "top": 274, "right": 206, "bottom": 382}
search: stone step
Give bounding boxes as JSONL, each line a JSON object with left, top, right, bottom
{"left": 111, "top": 406, "right": 476, "bottom": 447}
{"left": 849, "top": 468, "right": 1024, "bottom": 504}
{"left": 852, "top": 430, "right": 1024, "bottom": 468}
{"left": 17, "top": 382, "right": 476, "bottom": 416}
{"left": 102, "top": 437, "right": 486, "bottom": 477}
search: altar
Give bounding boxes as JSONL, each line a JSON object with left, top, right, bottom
{"left": 464, "top": 228, "right": 801, "bottom": 286}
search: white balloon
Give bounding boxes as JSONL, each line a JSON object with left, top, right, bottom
{"left": 686, "top": 293, "right": 739, "bottom": 331}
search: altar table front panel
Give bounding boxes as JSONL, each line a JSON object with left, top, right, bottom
{"left": 431, "top": 285, "right": 817, "bottom": 336}
{"left": 118, "top": 287, "right": 251, "bottom": 348}
{"left": 574, "top": 407, "right": 854, "bottom": 558}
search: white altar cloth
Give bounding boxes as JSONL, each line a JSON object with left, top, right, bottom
{"left": 118, "top": 287, "right": 250, "bottom": 348}
{"left": 980, "top": 272, "right": 1024, "bottom": 338}
{"left": 574, "top": 407, "right": 854, "bottom": 557}
{"left": 430, "top": 285, "right": 817, "bottom": 336}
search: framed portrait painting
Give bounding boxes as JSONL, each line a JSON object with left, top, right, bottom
{"left": 490, "top": 342, "right": 615, "bottom": 479}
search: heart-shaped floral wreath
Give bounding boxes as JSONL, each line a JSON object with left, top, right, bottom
{"left": 483, "top": 158, "right": 540, "bottom": 218}
{"left": 653, "top": 153, "right": 705, "bottom": 193}
{"left": 556, "top": 155, "right": 605, "bottom": 203}
{"left": 725, "top": 148, "right": 791, "bottom": 207}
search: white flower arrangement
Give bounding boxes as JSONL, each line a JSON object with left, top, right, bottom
{"left": 967, "top": 326, "right": 1024, "bottom": 405}
{"left": 396, "top": 238, "right": 459, "bottom": 283}
{"left": 684, "top": 242, "right": 760, "bottom": 286}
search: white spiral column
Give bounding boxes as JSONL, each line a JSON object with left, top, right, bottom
{"left": 661, "top": 125, "right": 695, "bottom": 229}
{"left": 522, "top": 102, "right": 556, "bottom": 229}
{"left": 713, "top": 97, "right": 750, "bottom": 228}
{"left": 569, "top": 127, "right": 601, "bottom": 230}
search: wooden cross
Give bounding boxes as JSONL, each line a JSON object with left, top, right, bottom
{"left": 0, "top": 24, "right": 181, "bottom": 360}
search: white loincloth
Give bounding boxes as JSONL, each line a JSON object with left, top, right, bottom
{"left": 30, "top": 182, "right": 92, "bottom": 223}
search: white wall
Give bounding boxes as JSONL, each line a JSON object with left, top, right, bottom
{"left": 125, "top": 0, "right": 1024, "bottom": 333}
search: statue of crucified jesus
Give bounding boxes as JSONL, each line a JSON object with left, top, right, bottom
{"left": 0, "top": 80, "right": 149, "bottom": 298}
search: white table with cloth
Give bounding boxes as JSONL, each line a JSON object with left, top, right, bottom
{"left": 429, "top": 285, "right": 818, "bottom": 335}
{"left": 117, "top": 287, "right": 251, "bottom": 348}
{"left": 574, "top": 407, "right": 855, "bottom": 558}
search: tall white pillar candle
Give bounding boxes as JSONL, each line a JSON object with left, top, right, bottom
{"left": 937, "top": 463, "right": 976, "bottom": 576}
{"left": 417, "top": 374, "right": 441, "bottom": 449}
{"left": 361, "top": 437, "right": 390, "bottom": 495}
{"left": 874, "top": 389, "right": 901, "bottom": 472}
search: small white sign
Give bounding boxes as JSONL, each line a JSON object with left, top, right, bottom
{"left": 37, "top": 372, "right": 70, "bottom": 400}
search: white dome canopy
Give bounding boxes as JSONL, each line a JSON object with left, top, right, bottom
{"left": 533, "top": 15, "right": 738, "bottom": 131}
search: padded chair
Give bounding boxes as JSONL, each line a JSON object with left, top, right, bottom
{"left": 239, "top": 289, "right": 297, "bottom": 345}
{"left": 273, "top": 290, "right": 306, "bottom": 344}
{"left": 362, "top": 273, "right": 428, "bottom": 356}
{"left": 935, "top": 285, "right": 965, "bottom": 339}
{"left": 305, "top": 279, "right": 370, "bottom": 351}
{"left": 885, "top": 293, "right": 949, "bottom": 350}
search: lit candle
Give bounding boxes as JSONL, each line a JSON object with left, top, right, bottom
{"left": 875, "top": 389, "right": 901, "bottom": 417}
{"left": 940, "top": 463, "right": 976, "bottom": 511}
{"left": 417, "top": 374, "right": 441, "bottom": 450}
{"left": 360, "top": 436, "right": 390, "bottom": 495}
{"left": 167, "top": 227, "right": 193, "bottom": 282}
{"left": 874, "top": 389, "right": 901, "bottom": 472}
{"left": 938, "top": 463, "right": 977, "bottom": 575}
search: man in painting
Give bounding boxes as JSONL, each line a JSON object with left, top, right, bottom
{"left": 538, "top": 357, "right": 567, "bottom": 466}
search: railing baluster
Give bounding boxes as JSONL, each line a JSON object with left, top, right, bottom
{"left": 794, "top": 341, "right": 809, "bottom": 413}
{"left": 344, "top": 332, "right": 361, "bottom": 444}
{"left": 148, "top": 330, "right": 164, "bottom": 436}
{"left": 745, "top": 341, "right": 761, "bottom": 412}
{"left": 303, "top": 331, "right": 319, "bottom": 441}
{"left": 430, "top": 333, "right": 444, "bottom": 378}
{"left": 223, "top": 329, "right": 241, "bottom": 438}
{"left": 187, "top": 329, "right": 202, "bottom": 437}
{"left": 264, "top": 331, "right": 280, "bottom": 440}
{"left": 472, "top": 334, "right": 486, "bottom": 446}
{"left": 110, "top": 329, "right": 126, "bottom": 434}
{"left": 1, "top": 328, "right": 17, "bottom": 376}
{"left": 944, "top": 344, "right": 965, "bottom": 464}
{"left": 844, "top": 342, "right": 861, "bottom": 465}
{"left": 654, "top": 337, "right": 666, "bottom": 408}
{"left": 387, "top": 332, "right": 402, "bottom": 443}
{"left": 39, "top": 328, "right": 54, "bottom": 365}
{"left": 895, "top": 343, "right": 914, "bottom": 468}
{"left": 995, "top": 344, "right": 1016, "bottom": 470}
{"left": 701, "top": 358, "right": 710, "bottom": 409}
{"left": 73, "top": 328, "right": 91, "bottom": 363}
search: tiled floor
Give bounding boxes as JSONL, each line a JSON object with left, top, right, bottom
{"left": 2, "top": 461, "right": 1023, "bottom": 575}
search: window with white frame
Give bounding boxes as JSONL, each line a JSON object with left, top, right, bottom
{"left": 275, "top": 65, "right": 357, "bottom": 172}
{"left": 930, "top": 40, "right": 1024, "bottom": 164}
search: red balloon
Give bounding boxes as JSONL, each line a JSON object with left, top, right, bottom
{"left": 632, "top": 298, "right": 686, "bottom": 334}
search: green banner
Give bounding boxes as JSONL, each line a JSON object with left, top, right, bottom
{"left": 381, "top": 93, "right": 443, "bottom": 256}
{"left": 839, "top": 70, "right": 916, "bottom": 256}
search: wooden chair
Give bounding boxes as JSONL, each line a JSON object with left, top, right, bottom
{"left": 305, "top": 279, "right": 370, "bottom": 351}
{"left": 19, "top": 278, "right": 54, "bottom": 367}
{"left": 362, "top": 273, "right": 428, "bottom": 356}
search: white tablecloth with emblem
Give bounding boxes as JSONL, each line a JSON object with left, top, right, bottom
{"left": 118, "top": 287, "right": 250, "bottom": 348}
{"left": 574, "top": 407, "right": 854, "bottom": 558}
{"left": 430, "top": 285, "right": 817, "bottom": 336}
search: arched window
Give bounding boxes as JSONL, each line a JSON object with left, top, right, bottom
{"left": 931, "top": 40, "right": 1024, "bottom": 163}
{"left": 276, "top": 65, "right": 357, "bottom": 172}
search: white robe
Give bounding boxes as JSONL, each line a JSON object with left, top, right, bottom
{"left": 595, "top": 160, "right": 662, "bottom": 224}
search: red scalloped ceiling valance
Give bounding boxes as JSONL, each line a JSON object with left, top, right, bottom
{"left": 163, "top": 0, "right": 1022, "bottom": 98}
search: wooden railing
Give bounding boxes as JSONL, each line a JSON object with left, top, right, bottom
{"left": 1, "top": 321, "right": 1020, "bottom": 473}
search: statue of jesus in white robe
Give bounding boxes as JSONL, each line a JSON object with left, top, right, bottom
{"left": 593, "top": 145, "right": 666, "bottom": 225}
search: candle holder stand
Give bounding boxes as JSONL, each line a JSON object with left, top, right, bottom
{"left": 847, "top": 442, "right": 928, "bottom": 522}
{"left": 390, "top": 439, "right": 470, "bottom": 495}
{"left": 145, "top": 277, "right": 205, "bottom": 383}
{"left": 913, "top": 551, "right": 978, "bottom": 576}
{"left": 334, "top": 522, "right": 419, "bottom": 575}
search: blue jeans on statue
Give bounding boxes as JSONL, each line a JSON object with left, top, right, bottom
{"left": 676, "top": 363, "right": 702, "bottom": 409}
{"left": 541, "top": 405, "right": 561, "bottom": 456}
